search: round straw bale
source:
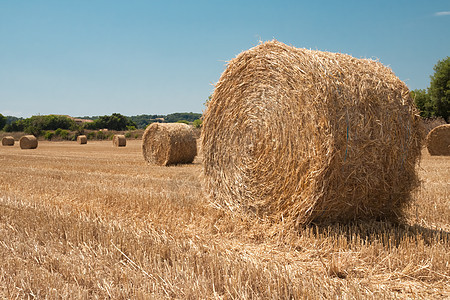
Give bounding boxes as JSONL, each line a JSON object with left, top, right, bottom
{"left": 2, "top": 136, "right": 15, "bottom": 146}
{"left": 77, "top": 135, "right": 87, "bottom": 144}
{"left": 201, "top": 41, "right": 423, "bottom": 225}
{"left": 19, "top": 135, "right": 38, "bottom": 149}
{"left": 113, "top": 134, "right": 126, "bottom": 147}
{"left": 142, "top": 123, "right": 197, "bottom": 166}
{"left": 426, "top": 124, "right": 450, "bottom": 156}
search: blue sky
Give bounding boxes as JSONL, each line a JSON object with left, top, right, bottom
{"left": 1, "top": 0, "right": 449, "bottom": 117}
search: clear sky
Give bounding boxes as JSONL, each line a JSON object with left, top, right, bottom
{"left": 1, "top": 0, "right": 449, "bottom": 118}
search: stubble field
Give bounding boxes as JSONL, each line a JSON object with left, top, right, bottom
{"left": 0, "top": 140, "right": 449, "bottom": 299}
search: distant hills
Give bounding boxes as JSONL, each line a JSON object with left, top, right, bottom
{"left": 59, "top": 112, "right": 202, "bottom": 129}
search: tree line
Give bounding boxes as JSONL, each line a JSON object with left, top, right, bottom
{"left": 0, "top": 112, "right": 203, "bottom": 136}
{"left": 411, "top": 57, "right": 449, "bottom": 122}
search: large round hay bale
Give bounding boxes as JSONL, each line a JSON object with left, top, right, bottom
{"left": 426, "top": 124, "right": 450, "bottom": 156}
{"left": 113, "top": 134, "right": 126, "bottom": 147}
{"left": 201, "top": 41, "right": 423, "bottom": 225}
{"left": 19, "top": 135, "right": 38, "bottom": 149}
{"left": 77, "top": 135, "right": 87, "bottom": 144}
{"left": 142, "top": 123, "right": 197, "bottom": 166}
{"left": 2, "top": 136, "right": 15, "bottom": 146}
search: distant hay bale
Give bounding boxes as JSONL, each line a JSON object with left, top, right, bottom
{"left": 201, "top": 40, "right": 423, "bottom": 225}
{"left": 142, "top": 123, "right": 197, "bottom": 166}
{"left": 19, "top": 135, "right": 38, "bottom": 149}
{"left": 113, "top": 135, "right": 126, "bottom": 147}
{"left": 2, "top": 136, "right": 15, "bottom": 146}
{"left": 77, "top": 135, "right": 87, "bottom": 144}
{"left": 426, "top": 124, "right": 450, "bottom": 156}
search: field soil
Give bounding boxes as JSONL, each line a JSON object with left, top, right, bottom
{"left": 0, "top": 140, "right": 449, "bottom": 299}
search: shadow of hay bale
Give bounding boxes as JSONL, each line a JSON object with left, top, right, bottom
{"left": 304, "top": 220, "right": 450, "bottom": 248}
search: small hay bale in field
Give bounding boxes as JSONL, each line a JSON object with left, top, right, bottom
{"left": 77, "top": 135, "right": 87, "bottom": 144}
{"left": 113, "top": 135, "right": 126, "bottom": 147}
{"left": 2, "top": 136, "right": 15, "bottom": 146}
{"left": 19, "top": 135, "right": 38, "bottom": 149}
{"left": 201, "top": 40, "right": 423, "bottom": 225}
{"left": 426, "top": 124, "right": 450, "bottom": 156}
{"left": 142, "top": 123, "right": 197, "bottom": 166}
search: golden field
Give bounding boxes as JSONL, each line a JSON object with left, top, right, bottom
{"left": 0, "top": 140, "right": 449, "bottom": 299}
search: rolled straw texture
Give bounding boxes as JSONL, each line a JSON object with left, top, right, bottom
{"left": 113, "top": 135, "right": 126, "bottom": 147}
{"left": 2, "top": 136, "right": 15, "bottom": 146}
{"left": 426, "top": 124, "right": 450, "bottom": 156}
{"left": 19, "top": 135, "right": 38, "bottom": 149}
{"left": 142, "top": 123, "right": 197, "bottom": 166}
{"left": 201, "top": 41, "right": 423, "bottom": 225}
{"left": 77, "top": 135, "right": 87, "bottom": 144}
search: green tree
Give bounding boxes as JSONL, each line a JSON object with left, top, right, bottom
{"left": 3, "top": 115, "right": 75, "bottom": 134}
{"left": 44, "top": 115, "right": 75, "bottom": 130}
{"left": 6, "top": 116, "right": 22, "bottom": 125}
{"left": 411, "top": 89, "right": 434, "bottom": 118}
{"left": 128, "top": 114, "right": 164, "bottom": 128}
{"left": 3, "top": 120, "right": 24, "bottom": 132}
{"left": 58, "top": 129, "right": 69, "bottom": 140}
{"left": 44, "top": 131, "right": 54, "bottom": 140}
{"left": 85, "top": 113, "right": 136, "bottom": 131}
{"left": 193, "top": 118, "right": 202, "bottom": 128}
{"left": 165, "top": 112, "right": 202, "bottom": 123}
{"left": 429, "top": 57, "right": 450, "bottom": 122}
{"left": 0, "top": 113, "right": 6, "bottom": 130}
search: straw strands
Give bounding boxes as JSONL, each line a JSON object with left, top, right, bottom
{"left": 2, "top": 136, "right": 14, "bottom": 146}
{"left": 113, "top": 135, "right": 126, "bottom": 147}
{"left": 426, "top": 124, "right": 450, "bottom": 156}
{"left": 142, "top": 123, "right": 197, "bottom": 166}
{"left": 19, "top": 135, "right": 38, "bottom": 149}
{"left": 77, "top": 135, "right": 87, "bottom": 144}
{"left": 201, "top": 41, "right": 423, "bottom": 225}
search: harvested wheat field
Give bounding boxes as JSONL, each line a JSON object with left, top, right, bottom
{"left": 0, "top": 140, "right": 448, "bottom": 298}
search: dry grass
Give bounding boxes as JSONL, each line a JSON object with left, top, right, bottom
{"left": 0, "top": 140, "right": 448, "bottom": 299}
